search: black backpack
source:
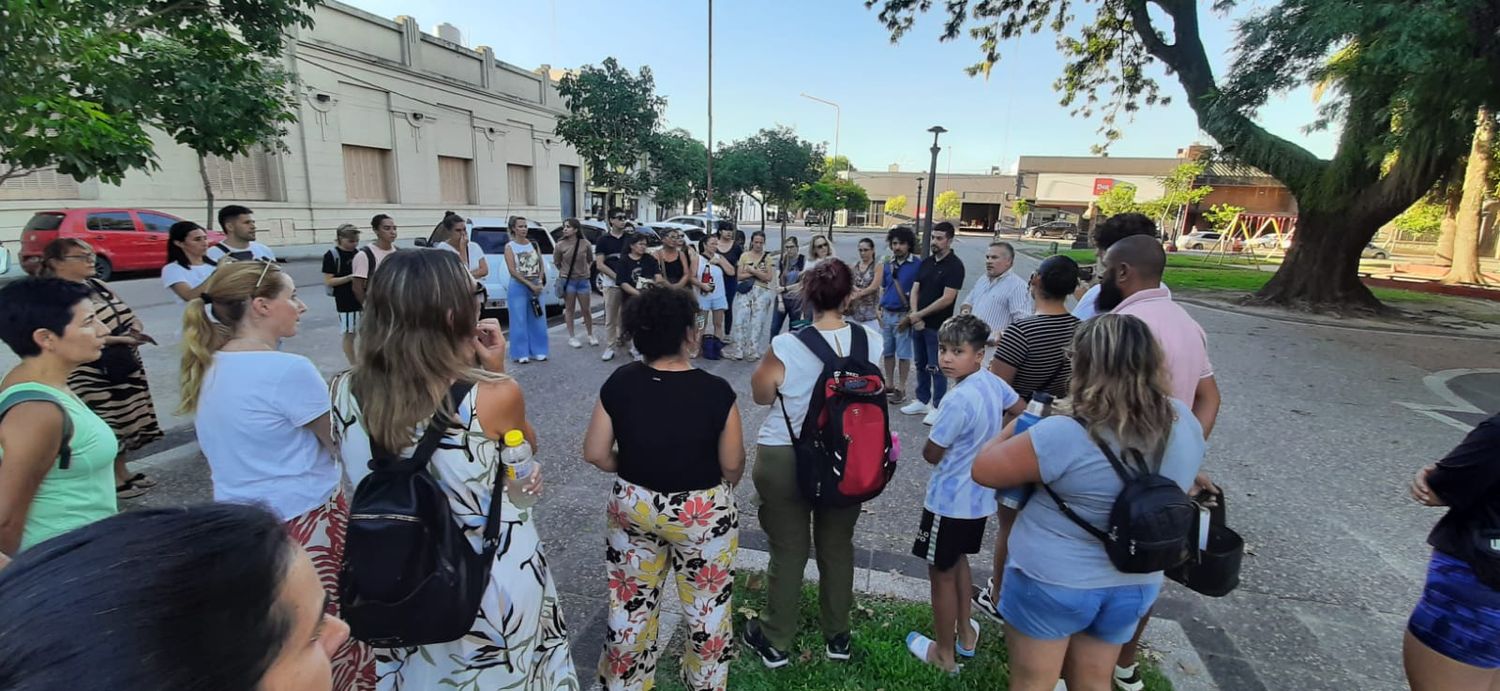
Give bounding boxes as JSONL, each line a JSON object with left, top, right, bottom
{"left": 339, "top": 381, "right": 503, "bottom": 647}
{"left": 777, "top": 326, "right": 895, "bottom": 508}
{"left": 1042, "top": 440, "right": 1197, "bottom": 574}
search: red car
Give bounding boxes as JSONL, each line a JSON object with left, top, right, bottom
{"left": 19, "top": 208, "right": 223, "bottom": 280}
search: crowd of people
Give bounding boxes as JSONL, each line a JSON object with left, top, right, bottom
{"left": 0, "top": 205, "right": 1494, "bottom": 691}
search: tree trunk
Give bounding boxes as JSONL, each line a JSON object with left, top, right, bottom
{"left": 1442, "top": 108, "right": 1493, "bottom": 285}
{"left": 1253, "top": 207, "right": 1384, "bottom": 312}
{"left": 1435, "top": 174, "right": 1463, "bottom": 265}
{"left": 198, "top": 154, "right": 215, "bottom": 230}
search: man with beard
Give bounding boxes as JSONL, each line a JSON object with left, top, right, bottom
{"left": 1073, "top": 213, "right": 1166, "bottom": 320}
{"left": 1096, "top": 234, "right": 1221, "bottom": 691}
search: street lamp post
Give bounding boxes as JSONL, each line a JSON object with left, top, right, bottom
{"left": 915, "top": 177, "right": 924, "bottom": 230}
{"left": 799, "top": 93, "right": 841, "bottom": 175}
{"left": 922, "top": 126, "right": 946, "bottom": 257}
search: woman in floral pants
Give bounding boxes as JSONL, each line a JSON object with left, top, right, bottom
{"left": 585, "top": 286, "right": 745, "bottom": 691}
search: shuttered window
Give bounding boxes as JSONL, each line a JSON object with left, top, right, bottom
{"left": 438, "top": 156, "right": 473, "bottom": 205}
{"left": 204, "top": 151, "right": 272, "bottom": 200}
{"left": 343, "top": 145, "right": 392, "bottom": 203}
{"left": 507, "top": 164, "right": 534, "bottom": 206}
{"left": 0, "top": 166, "right": 81, "bottom": 201}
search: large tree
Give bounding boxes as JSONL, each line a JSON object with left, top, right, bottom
{"left": 717, "top": 128, "right": 824, "bottom": 232}
{"left": 556, "top": 58, "right": 665, "bottom": 209}
{"left": 648, "top": 128, "right": 708, "bottom": 214}
{"left": 870, "top": 0, "right": 1500, "bottom": 311}
{"left": 0, "top": 0, "right": 317, "bottom": 189}
{"left": 1443, "top": 107, "right": 1494, "bottom": 285}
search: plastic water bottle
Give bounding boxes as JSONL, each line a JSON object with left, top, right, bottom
{"left": 889, "top": 431, "right": 901, "bottom": 463}
{"left": 500, "top": 429, "right": 539, "bottom": 509}
{"left": 1013, "top": 392, "right": 1054, "bottom": 436}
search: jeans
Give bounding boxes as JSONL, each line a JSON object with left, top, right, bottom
{"left": 506, "top": 281, "right": 549, "bottom": 360}
{"left": 752, "top": 444, "right": 862, "bottom": 649}
{"left": 913, "top": 326, "right": 946, "bottom": 406}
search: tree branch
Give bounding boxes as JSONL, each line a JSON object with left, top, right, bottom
{"left": 0, "top": 165, "right": 40, "bottom": 187}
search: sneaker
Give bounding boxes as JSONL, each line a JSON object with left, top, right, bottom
{"left": 602, "top": 348, "right": 615, "bottom": 361}
{"left": 900, "top": 400, "right": 931, "bottom": 416}
{"left": 568, "top": 337, "right": 582, "bottom": 349}
{"left": 588, "top": 335, "right": 600, "bottom": 347}
{"left": 1114, "top": 663, "right": 1145, "bottom": 691}
{"left": 724, "top": 347, "right": 743, "bottom": 361}
{"left": 825, "top": 632, "right": 851, "bottom": 661}
{"left": 972, "top": 578, "right": 1005, "bottom": 626}
{"left": 517, "top": 357, "right": 530, "bottom": 365}
{"left": 115, "top": 481, "right": 150, "bottom": 500}
{"left": 923, "top": 406, "right": 940, "bottom": 426}
{"left": 741, "top": 620, "right": 790, "bottom": 669}
{"left": 536, "top": 355, "right": 548, "bottom": 362}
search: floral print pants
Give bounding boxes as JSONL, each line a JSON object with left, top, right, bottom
{"left": 286, "top": 490, "right": 377, "bottom": 691}
{"left": 600, "top": 479, "right": 738, "bottom": 691}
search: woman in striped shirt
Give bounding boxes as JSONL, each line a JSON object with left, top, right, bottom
{"left": 989, "top": 255, "right": 1082, "bottom": 402}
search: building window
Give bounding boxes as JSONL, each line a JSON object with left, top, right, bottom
{"left": 866, "top": 201, "right": 884, "bottom": 227}
{"left": 205, "top": 151, "right": 272, "bottom": 201}
{"left": 507, "top": 164, "right": 534, "bottom": 206}
{"left": 343, "top": 145, "right": 392, "bottom": 203}
{"left": 438, "top": 156, "right": 473, "bottom": 205}
{"left": 0, "top": 166, "right": 81, "bottom": 201}
{"left": 559, "top": 165, "right": 578, "bottom": 219}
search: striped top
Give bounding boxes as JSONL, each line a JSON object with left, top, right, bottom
{"left": 961, "top": 271, "right": 1033, "bottom": 342}
{"left": 993, "top": 313, "right": 1080, "bottom": 401}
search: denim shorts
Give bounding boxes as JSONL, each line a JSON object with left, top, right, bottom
{"left": 880, "top": 309, "right": 913, "bottom": 360}
{"left": 699, "top": 292, "right": 728, "bottom": 311}
{"left": 998, "top": 567, "right": 1160, "bottom": 644}
{"left": 1408, "top": 550, "right": 1500, "bottom": 668}
{"left": 562, "top": 278, "right": 591, "bottom": 295}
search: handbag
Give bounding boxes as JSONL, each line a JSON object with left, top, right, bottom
{"left": 702, "top": 335, "right": 723, "bottom": 360}
{"left": 555, "top": 237, "right": 584, "bottom": 299}
{"left": 1165, "top": 488, "right": 1244, "bottom": 597}
{"left": 86, "top": 282, "right": 144, "bottom": 386}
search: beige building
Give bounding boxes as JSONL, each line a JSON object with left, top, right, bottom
{"left": 0, "top": 1, "right": 589, "bottom": 245}
{"left": 843, "top": 165, "right": 1020, "bottom": 229}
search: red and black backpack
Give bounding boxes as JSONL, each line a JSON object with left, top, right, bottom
{"left": 778, "top": 326, "right": 895, "bottom": 508}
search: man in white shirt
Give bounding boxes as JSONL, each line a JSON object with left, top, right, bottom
{"left": 1072, "top": 213, "right": 1163, "bottom": 320}
{"left": 205, "top": 205, "right": 277, "bottom": 263}
{"left": 958, "top": 241, "right": 1032, "bottom": 365}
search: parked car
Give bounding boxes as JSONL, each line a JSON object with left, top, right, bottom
{"left": 803, "top": 212, "right": 825, "bottom": 227}
{"left": 664, "top": 215, "right": 712, "bottom": 230}
{"left": 470, "top": 217, "right": 562, "bottom": 314}
{"left": 1025, "top": 220, "right": 1080, "bottom": 240}
{"left": 1361, "top": 242, "right": 1389, "bottom": 260}
{"left": 648, "top": 221, "right": 705, "bottom": 244}
{"left": 1175, "top": 231, "right": 1224, "bottom": 251}
{"left": 19, "top": 208, "right": 225, "bottom": 280}
{"left": 1250, "top": 233, "right": 1292, "bottom": 250}
{"left": 0, "top": 242, "right": 20, "bottom": 284}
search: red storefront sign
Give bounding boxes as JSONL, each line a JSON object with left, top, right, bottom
{"left": 1093, "top": 178, "right": 1115, "bottom": 195}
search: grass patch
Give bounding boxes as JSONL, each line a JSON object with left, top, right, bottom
{"left": 653, "top": 571, "right": 1174, "bottom": 691}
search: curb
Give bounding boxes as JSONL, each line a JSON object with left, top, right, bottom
{"left": 1173, "top": 297, "right": 1500, "bottom": 341}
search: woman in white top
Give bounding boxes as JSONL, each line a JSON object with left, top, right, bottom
{"left": 161, "top": 221, "right": 217, "bottom": 303}
{"left": 430, "top": 214, "right": 489, "bottom": 314}
{"left": 331, "top": 249, "right": 575, "bottom": 690}
{"left": 177, "top": 260, "right": 376, "bottom": 689}
{"left": 504, "top": 215, "right": 549, "bottom": 363}
{"left": 744, "top": 258, "right": 883, "bottom": 666}
{"left": 693, "top": 236, "right": 733, "bottom": 351}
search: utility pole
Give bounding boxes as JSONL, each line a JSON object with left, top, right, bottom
{"left": 915, "top": 177, "right": 924, "bottom": 229}
{"left": 923, "top": 126, "right": 946, "bottom": 257}
{"left": 705, "top": 0, "right": 714, "bottom": 226}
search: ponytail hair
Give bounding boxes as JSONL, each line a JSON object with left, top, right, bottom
{"left": 178, "top": 261, "right": 286, "bottom": 414}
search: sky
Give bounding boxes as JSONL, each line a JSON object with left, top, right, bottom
{"left": 344, "top": 0, "right": 1338, "bottom": 174}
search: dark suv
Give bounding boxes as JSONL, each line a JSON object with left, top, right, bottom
{"left": 1025, "top": 220, "right": 1080, "bottom": 240}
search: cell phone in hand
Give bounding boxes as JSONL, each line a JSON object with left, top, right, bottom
{"left": 1079, "top": 265, "right": 1096, "bottom": 282}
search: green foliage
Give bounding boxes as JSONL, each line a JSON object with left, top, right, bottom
{"left": 822, "top": 155, "right": 857, "bottom": 177}
{"left": 839, "top": 179, "right": 870, "bottom": 213}
{"left": 719, "top": 127, "right": 824, "bottom": 210}
{"left": 1094, "top": 184, "right": 1143, "bottom": 217}
{"left": 1010, "top": 198, "right": 1031, "bottom": 223}
{"left": 0, "top": 0, "right": 318, "bottom": 185}
{"left": 796, "top": 178, "right": 869, "bottom": 216}
{"left": 1204, "top": 204, "right": 1246, "bottom": 232}
{"left": 647, "top": 129, "right": 707, "bottom": 209}
{"left": 935, "top": 189, "right": 963, "bottom": 219}
{"left": 885, "top": 195, "right": 908, "bottom": 215}
{"left": 1392, "top": 199, "right": 1445, "bottom": 240}
{"left": 556, "top": 58, "right": 665, "bottom": 196}
{"left": 1155, "top": 163, "right": 1213, "bottom": 222}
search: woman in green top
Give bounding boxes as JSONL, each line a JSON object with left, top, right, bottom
{"left": 0, "top": 278, "right": 119, "bottom": 554}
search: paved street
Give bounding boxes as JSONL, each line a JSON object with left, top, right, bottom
{"left": 7, "top": 232, "right": 1499, "bottom": 690}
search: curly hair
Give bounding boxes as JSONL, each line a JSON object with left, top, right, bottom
{"left": 1069, "top": 313, "right": 1177, "bottom": 465}
{"left": 1091, "top": 212, "right": 1157, "bottom": 251}
{"left": 886, "top": 225, "right": 917, "bottom": 249}
{"left": 623, "top": 284, "right": 699, "bottom": 362}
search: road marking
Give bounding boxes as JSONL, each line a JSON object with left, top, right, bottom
{"left": 1397, "top": 368, "right": 1500, "bottom": 432}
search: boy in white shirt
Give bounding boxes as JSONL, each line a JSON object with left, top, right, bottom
{"left": 908, "top": 314, "right": 1024, "bottom": 672}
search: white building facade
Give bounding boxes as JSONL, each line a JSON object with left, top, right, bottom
{"left": 0, "top": 2, "right": 587, "bottom": 245}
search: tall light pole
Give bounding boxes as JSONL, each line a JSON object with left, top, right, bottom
{"left": 922, "top": 126, "right": 946, "bottom": 256}
{"left": 800, "top": 92, "right": 840, "bottom": 174}
{"left": 915, "top": 177, "right": 924, "bottom": 229}
{"left": 705, "top": 0, "right": 715, "bottom": 226}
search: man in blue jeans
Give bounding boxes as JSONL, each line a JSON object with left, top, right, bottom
{"left": 900, "top": 222, "right": 966, "bottom": 425}
{"left": 880, "top": 226, "right": 922, "bottom": 403}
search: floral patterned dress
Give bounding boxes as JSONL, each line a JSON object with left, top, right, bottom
{"left": 331, "top": 377, "right": 578, "bottom": 691}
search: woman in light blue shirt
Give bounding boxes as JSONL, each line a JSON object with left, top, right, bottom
{"left": 972, "top": 313, "right": 1206, "bottom": 691}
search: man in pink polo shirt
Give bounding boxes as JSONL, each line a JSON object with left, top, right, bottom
{"left": 1094, "top": 234, "right": 1222, "bottom": 691}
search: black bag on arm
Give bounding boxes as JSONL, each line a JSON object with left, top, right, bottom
{"left": 1043, "top": 441, "right": 1197, "bottom": 574}
{"left": 340, "top": 381, "right": 503, "bottom": 647}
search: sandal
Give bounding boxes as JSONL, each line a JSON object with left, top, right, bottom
{"left": 127, "top": 472, "right": 157, "bottom": 488}
{"left": 956, "top": 618, "right": 980, "bottom": 658}
{"left": 116, "top": 480, "right": 150, "bottom": 499}
{"left": 905, "top": 632, "right": 961, "bottom": 675}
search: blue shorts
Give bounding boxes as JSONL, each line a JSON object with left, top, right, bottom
{"left": 997, "top": 485, "right": 1033, "bottom": 510}
{"left": 1409, "top": 550, "right": 1500, "bottom": 668}
{"left": 563, "top": 278, "right": 591, "bottom": 295}
{"left": 699, "top": 292, "right": 728, "bottom": 311}
{"left": 998, "top": 567, "right": 1159, "bottom": 644}
{"left": 880, "top": 309, "right": 913, "bottom": 360}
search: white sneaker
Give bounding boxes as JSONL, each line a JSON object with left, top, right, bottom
{"left": 517, "top": 357, "right": 531, "bottom": 365}
{"left": 536, "top": 355, "right": 548, "bottom": 362}
{"left": 923, "top": 406, "right": 940, "bottom": 426}
{"left": 900, "top": 401, "right": 931, "bottom": 416}
{"left": 568, "top": 337, "right": 582, "bottom": 349}
{"left": 602, "top": 348, "right": 615, "bottom": 361}
{"left": 588, "top": 335, "right": 600, "bottom": 347}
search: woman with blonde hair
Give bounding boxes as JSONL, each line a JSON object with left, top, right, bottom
{"left": 37, "top": 238, "right": 164, "bottom": 498}
{"left": 178, "top": 260, "right": 376, "bottom": 690}
{"left": 970, "top": 313, "right": 1206, "bottom": 691}
{"left": 330, "top": 249, "right": 576, "bottom": 689}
